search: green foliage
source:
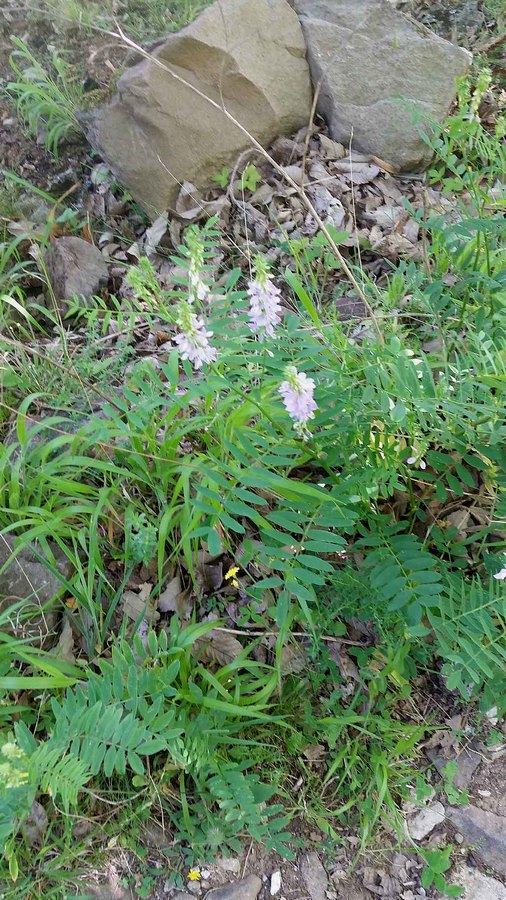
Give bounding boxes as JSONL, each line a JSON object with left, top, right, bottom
{"left": 0, "top": 75, "right": 505, "bottom": 892}
{"left": 356, "top": 522, "right": 443, "bottom": 624}
{"left": 420, "top": 846, "right": 464, "bottom": 897}
{"left": 424, "top": 578, "right": 506, "bottom": 707}
{"left": 6, "top": 37, "right": 84, "bottom": 154}
{"left": 240, "top": 163, "right": 262, "bottom": 193}
{"left": 38, "top": 0, "right": 211, "bottom": 40}
{"left": 212, "top": 166, "right": 231, "bottom": 188}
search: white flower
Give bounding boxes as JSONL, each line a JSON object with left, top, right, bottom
{"left": 188, "top": 269, "right": 209, "bottom": 303}
{"left": 279, "top": 366, "right": 317, "bottom": 439}
{"left": 247, "top": 255, "right": 282, "bottom": 339}
{"left": 174, "top": 302, "right": 217, "bottom": 370}
{"left": 407, "top": 454, "right": 427, "bottom": 470}
{"left": 493, "top": 567, "right": 506, "bottom": 581}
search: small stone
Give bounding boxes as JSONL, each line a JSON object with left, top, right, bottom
{"left": 486, "top": 707, "right": 499, "bottom": 727}
{"left": 270, "top": 871, "right": 282, "bottom": 896}
{"left": 299, "top": 852, "right": 328, "bottom": 900}
{"left": 216, "top": 859, "right": 241, "bottom": 876}
{"left": 447, "top": 805, "right": 506, "bottom": 877}
{"left": 427, "top": 746, "right": 481, "bottom": 790}
{"left": 187, "top": 882, "right": 201, "bottom": 895}
{"left": 0, "top": 535, "right": 72, "bottom": 647}
{"left": 204, "top": 876, "right": 262, "bottom": 900}
{"left": 201, "top": 871, "right": 211, "bottom": 881}
{"left": 455, "top": 832, "right": 464, "bottom": 843}
{"left": 407, "top": 802, "right": 445, "bottom": 841}
{"left": 455, "top": 865, "right": 506, "bottom": 900}
{"left": 44, "top": 236, "right": 109, "bottom": 312}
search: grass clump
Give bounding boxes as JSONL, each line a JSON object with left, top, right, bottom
{"left": 6, "top": 37, "right": 84, "bottom": 155}
{"left": 0, "top": 75, "right": 505, "bottom": 896}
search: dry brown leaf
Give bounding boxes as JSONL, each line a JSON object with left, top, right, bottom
{"left": 195, "top": 629, "right": 243, "bottom": 667}
{"left": 368, "top": 205, "right": 405, "bottom": 230}
{"left": 319, "top": 134, "right": 346, "bottom": 159}
{"left": 328, "top": 640, "right": 360, "bottom": 682}
{"left": 280, "top": 164, "right": 305, "bottom": 185}
{"left": 54, "top": 618, "right": 75, "bottom": 664}
{"left": 370, "top": 154, "right": 398, "bottom": 175}
{"left": 250, "top": 183, "right": 275, "bottom": 205}
{"left": 280, "top": 641, "right": 308, "bottom": 675}
{"left": 122, "top": 582, "right": 159, "bottom": 624}
{"left": 333, "top": 160, "right": 380, "bottom": 184}
{"left": 370, "top": 232, "right": 419, "bottom": 261}
{"left": 303, "top": 744, "right": 326, "bottom": 764}
{"left": 445, "top": 509, "right": 471, "bottom": 541}
{"left": 143, "top": 211, "right": 168, "bottom": 256}
{"left": 158, "top": 575, "right": 183, "bottom": 612}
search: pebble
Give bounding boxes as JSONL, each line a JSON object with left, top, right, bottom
{"left": 270, "top": 871, "right": 282, "bottom": 896}
{"left": 216, "top": 858, "right": 241, "bottom": 876}
{"left": 407, "top": 801, "right": 445, "bottom": 841}
{"left": 204, "top": 875, "right": 262, "bottom": 900}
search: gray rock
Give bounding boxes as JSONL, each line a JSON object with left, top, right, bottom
{"left": 85, "top": 0, "right": 312, "bottom": 218}
{"left": 204, "top": 876, "right": 262, "bottom": 900}
{"left": 21, "top": 800, "right": 48, "bottom": 847}
{"left": 44, "top": 236, "right": 108, "bottom": 310}
{"left": 447, "top": 805, "right": 506, "bottom": 877}
{"left": 299, "top": 852, "right": 328, "bottom": 900}
{"left": 427, "top": 745, "right": 481, "bottom": 789}
{"left": 216, "top": 859, "right": 241, "bottom": 876}
{"left": 407, "top": 801, "right": 446, "bottom": 840}
{"left": 0, "top": 534, "right": 71, "bottom": 646}
{"left": 455, "top": 865, "right": 506, "bottom": 900}
{"left": 291, "top": 0, "right": 471, "bottom": 171}
{"left": 270, "top": 871, "right": 282, "bottom": 896}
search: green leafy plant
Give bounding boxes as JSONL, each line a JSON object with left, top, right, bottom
{"left": 420, "top": 845, "right": 463, "bottom": 897}
{"left": 212, "top": 166, "right": 231, "bottom": 188}
{"left": 441, "top": 761, "right": 469, "bottom": 806}
{"left": 1, "top": 76, "right": 505, "bottom": 893}
{"left": 240, "top": 163, "right": 262, "bottom": 193}
{"left": 6, "top": 37, "right": 84, "bottom": 154}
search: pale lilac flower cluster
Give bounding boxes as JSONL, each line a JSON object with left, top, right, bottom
{"left": 279, "top": 366, "right": 317, "bottom": 439}
{"left": 247, "top": 255, "right": 282, "bottom": 340}
{"left": 174, "top": 301, "right": 217, "bottom": 370}
{"left": 494, "top": 567, "right": 506, "bottom": 581}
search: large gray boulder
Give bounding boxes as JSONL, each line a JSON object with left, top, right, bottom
{"left": 290, "top": 0, "right": 471, "bottom": 171}
{"left": 86, "top": 0, "right": 312, "bottom": 218}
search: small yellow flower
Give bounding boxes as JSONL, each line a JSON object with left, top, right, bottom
{"left": 225, "top": 566, "right": 240, "bottom": 588}
{"left": 188, "top": 868, "right": 201, "bottom": 881}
